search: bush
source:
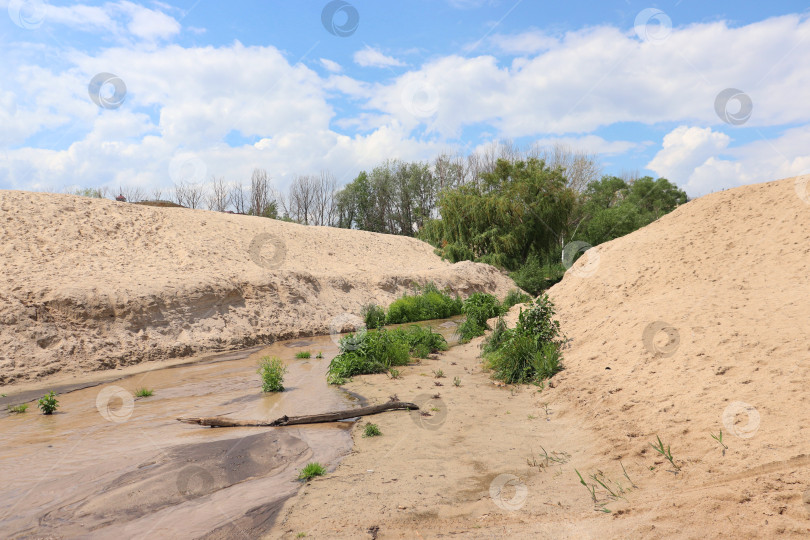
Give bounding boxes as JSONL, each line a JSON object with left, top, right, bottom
{"left": 510, "top": 255, "right": 565, "bottom": 296}
{"left": 298, "top": 462, "right": 326, "bottom": 481}
{"left": 458, "top": 292, "right": 502, "bottom": 342}
{"left": 327, "top": 329, "right": 410, "bottom": 384}
{"left": 37, "top": 391, "right": 58, "bottom": 415}
{"left": 502, "top": 289, "right": 531, "bottom": 310}
{"left": 258, "top": 356, "right": 287, "bottom": 392}
{"left": 389, "top": 325, "right": 448, "bottom": 358}
{"left": 482, "top": 294, "right": 564, "bottom": 385}
{"left": 385, "top": 283, "right": 462, "bottom": 324}
{"left": 362, "top": 304, "right": 387, "bottom": 329}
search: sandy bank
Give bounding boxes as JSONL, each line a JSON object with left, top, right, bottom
{"left": 269, "top": 176, "right": 810, "bottom": 539}
{"left": 0, "top": 190, "right": 515, "bottom": 386}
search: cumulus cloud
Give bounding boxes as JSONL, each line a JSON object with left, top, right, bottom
{"left": 319, "top": 58, "right": 343, "bottom": 73}
{"left": 353, "top": 47, "right": 405, "bottom": 68}
{"left": 488, "top": 30, "right": 558, "bottom": 54}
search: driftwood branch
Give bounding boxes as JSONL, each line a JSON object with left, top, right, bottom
{"left": 177, "top": 401, "right": 419, "bottom": 428}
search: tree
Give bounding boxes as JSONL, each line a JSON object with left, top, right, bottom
{"left": 207, "top": 176, "right": 230, "bottom": 212}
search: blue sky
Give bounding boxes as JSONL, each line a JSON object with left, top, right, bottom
{"left": 1, "top": 0, "right": 810, "bottom": 198}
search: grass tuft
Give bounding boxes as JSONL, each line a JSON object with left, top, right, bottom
{"left": 8, "top": 403, "right": 28, "bottom": 413}
{"left": 134, "top": 388, "right": 153, "bottom": 398}
{"left": 295, "top": 351, "right": 312, "bottom": 359}
{"left": 298, "top": 462, "right": 326, "bottom": 481}
{"left": 363, "top": 423, "right": 382, "bottom": 437}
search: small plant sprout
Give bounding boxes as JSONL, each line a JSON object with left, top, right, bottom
{"left": 295, "top": 351, "right": 312, "bottom": 359}
{"left": 621, "top": 461, "right": 637, "bottom": 489}
{"left": 575, "top": 469, "right": 597, "bottom": 502}
{"left": 134, "top": 388, "right": 153, "bottom": 398}
{"left": 650, "top": 435, "right": 681, "bottom": 471}
{"left": 711, "top": 430, "right": 728, "bottom": 454}
{"left": 453, "top": 376, "right": 461, "bottom": 387}
{"left": 433, "top": 369, "right": 444, "bottom": 378}
{"left": 363, "top": 423, "right": 382, "bottom": 437}
{"left": 8, "top": 403, "right": 28, "bottom": 413}
{"left": 389, "top": 368, "right": 401, "bottom": 379}
{"left": 37, "top": 391, "right": 58, "bottom": 415}
{"left": 315, "top": 352, "right": 324, "bottom": 359}
{"left": 298, "top": 462, "right": 326, "bottom": 481}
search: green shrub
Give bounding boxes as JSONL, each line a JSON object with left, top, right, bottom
{"left": 483, "top": 295, "right": 564, "bottom": 385}
{"left": 458, "top": 292, "right": 502, "bottom": 342}
{"left": 389, "top": 325, "right": 448, "bottom": 358}
{"left": 327, "top": 329, "right": 410, "bottom": 384}
{"left": 502, "top": 289, "right": 531, "bottom": 310}
{"left": 510, "top": 255, "right": 565, "bottom": 296}
{"left": 295, "top": 351, "right": 311, "bottom": 359}
{"left": 385, "top": 283, "right": 462, "bottom": 324}
{"left": 258, "top": 356, "right": 287, "bottom": 392}
{"left": 362, "top": 304, "right": 386, "bottom": 329}
{"left": 37, "top": 391, "right": 58, "bottom": 415}
{"left": 8, "top": 403, "right": 28, "bottom": 413}
{"left": 298, "top": 462, "right": 326, "bottom": 481}
{"left": 363, "top": 423, "right": 382, "bottom": 437}
{"left": 134, "top": 388, "right": 153, "bottom": 397}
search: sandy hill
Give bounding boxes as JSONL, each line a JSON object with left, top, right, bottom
{"left": 541, "top": 175, "right": 810, "bottom": 536}
{"left": 0, "top": 191, "right": 515, "bottom": 386}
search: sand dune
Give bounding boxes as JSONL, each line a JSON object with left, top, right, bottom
{"left": 271, "top": 176, "right": 810, "bottom": 538}
{"left": 0, "top": 191, "right": 515, "bottom": 386}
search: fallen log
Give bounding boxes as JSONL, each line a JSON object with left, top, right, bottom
{"left": 177, "top": 401, "right": 419, "bottom": 428}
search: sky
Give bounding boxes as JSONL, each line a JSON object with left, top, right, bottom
{"left": 1, "top": 0, "right": 809, "bottom": 198}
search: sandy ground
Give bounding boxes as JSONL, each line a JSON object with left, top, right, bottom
{"left": 0, "top": 191, "right": 515, "bottom": 387}
{"left": 269, "top": 176, "right": 810, "bottom": 539}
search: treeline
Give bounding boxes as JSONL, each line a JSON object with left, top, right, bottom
{"left": 73, "top": 141, "right": 687, "bottom": 294}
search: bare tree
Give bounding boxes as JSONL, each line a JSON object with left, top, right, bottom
{"left": 249, "top": 168, "right": 277, "bottom": 217}
{"left": 284, "top": 174, "right": 318, "bottom": 225}
{"left": 207, "top": 176, "right": 230, "bottom": 212}
{"left": 534, "top": 142, "right": 602, "bottom": 192}
{"left": 312, "top": 171, "right": 337, "bottom": 226}
{"left": 117, "top": 186, "right": 145, "bottom": 202}
{"left": 229, "top": 181, "right": 249, "bottom": 214}
{"left": 184, "top": 182, "right": 206, "bottom": 209}
{"left": 151, "top": 187, "right": 163, "bottom": 201}
{"left": 173, "top": 182, "right": 188, "bottom": 207}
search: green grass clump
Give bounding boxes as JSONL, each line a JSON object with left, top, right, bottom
{"left": 134, "top": 388, "right": 153, "bottom": 397}
{"left": 385, "top": 283, "right": 462, "bottom": 324}
{"left": 362, "top": 304, "right": 386, "bottom": 329}
{"left": 315, "top": 352, "right": 324, "bottom": 359}
{"left": 509, "top": 255, "right": 566, "bottom": 296}
{"left": 258, "top": 356, "right": 287, "bottom": 392}
{"left": 453, "top": 377, "right": 461, "bottom": 387}
{"left": 389, "top": 368, "right": 401, "bottom": 379}
{"left": 363, "top": 423, "right": 382, "bottom": 437}
{"left": 37, "top": 391, "right": 59, "bottom": 415}
{"left": 8, "top": 403, "right": 28, "bottom": 413}
{"left": 298, "top": 462, "right": 326, "bottom": 481}
{"left": 502, "top": 289, "right": 531, "bottom": 310}
{"left": 482, "top": 294, "right": 564, "bottom": 385}
{"left": 327, "top": 329, "right": 410, "bottom": 384}
{"left": 295, "top": 351, "right": 312, "bottom": 359}
{"left": 458, "top": 292, "right": 503, "bottom": 342}
{"left": 389, "top": 325, "right": 448, "bottom": 358}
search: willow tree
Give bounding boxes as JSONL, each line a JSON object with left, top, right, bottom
{"left": 425, "top": 157, "right": 576, "bottom": 270}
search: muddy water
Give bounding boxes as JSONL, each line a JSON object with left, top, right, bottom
{"left": 0, "top": 318, "right": 461, "bottom": 539}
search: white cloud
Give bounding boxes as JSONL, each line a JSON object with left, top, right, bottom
{"left": 353, "top": 47, "right": 405, "bottom": 68}
{"left": 647, "top": 124, "right": 810, "bottom": 196}
{"left": 319, "top": 58, "right": 343, "bottom": 73}
{"left": 488, "top": 30, "right": 558, "bottom": 54}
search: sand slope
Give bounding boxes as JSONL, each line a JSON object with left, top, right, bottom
{"left": 271, "top": 176, "right": 810, "bottom": 539}
{"left": 0, "top": 191, "right": 515, "bottom": 385}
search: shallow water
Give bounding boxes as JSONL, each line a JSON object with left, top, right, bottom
{"left": 0, "top": 317, "right": 462, "bottom": 538}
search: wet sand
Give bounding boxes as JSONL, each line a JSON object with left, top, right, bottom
{"left": 1, "top": 319, "right": 462, "bottom": 538}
